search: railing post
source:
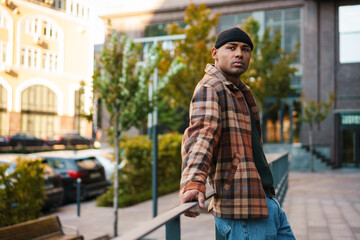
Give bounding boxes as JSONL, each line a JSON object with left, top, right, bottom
{"left": 77, "top": 178, "right": 81, "bottom": 217}
{"left": 165, "top": 216, "right": 180, "bottom": 240}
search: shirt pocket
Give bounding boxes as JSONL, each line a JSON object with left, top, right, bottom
{"left": 224, "top": 152, "right": 241, "bottom": 191}
{"left": 224, "top": 152, "right": 262, "bottom": 191}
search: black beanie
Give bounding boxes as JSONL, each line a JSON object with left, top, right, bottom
{"left": 215, "top": 27, "right": 253, "bottom": 50}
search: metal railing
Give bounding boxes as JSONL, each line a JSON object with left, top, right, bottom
{"left": 115, "top": 152, "right": 289, "bottom": 240}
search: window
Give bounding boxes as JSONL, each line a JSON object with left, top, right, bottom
{"left": 339, "top": 5, "right": 360, "bottom": 63}
{"left": 0, "top": 12, "right": 8, "bottom": 29}
{"left": 68, "top": 0, "right": 89, "bottom": 19}
{"left": 144, "top": 21, "right": 185, "bottom": 37}
{"left": 219, "top": 8, "right": 302, "bottom": 63}
{"left": 20, "top": 46, "right": 40, "bottom": 69}
{"left": 26, "top": 17, "right": 58, "bottom": 40}
{"left": 0, "top": 41, "right": 7, "bottom": 64}
{"left": 0, "top": 85, "right": 7, "bottom": 136}
{"left": 52, "top": 0, "right": 65, "bottom": 10}
{"left": 219, "top": 13, "right": 251, "bottom": 31}
{"left": 42, "top": 50, "right": 58, "bottom": 72}
{"left": 21, "top": 85, "right": 57, "bottom": 138}
{"left": 265, "top": 8, "right": 301, "bottom": 63}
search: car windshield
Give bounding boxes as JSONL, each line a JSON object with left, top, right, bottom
{"left": 76, "top": 157, "right": 98, "bottom": 169}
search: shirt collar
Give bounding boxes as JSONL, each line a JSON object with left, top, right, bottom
{"left": 205, "top": 64, "right": 250, "bottom": 92}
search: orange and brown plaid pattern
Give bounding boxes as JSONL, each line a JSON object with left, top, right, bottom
{"left": 180, "top": 64, "right": 268, "bottom": 219}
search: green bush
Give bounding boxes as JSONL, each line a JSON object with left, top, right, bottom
{"left": 96, "top": 132, "right": 182, "bottom": 207}
{"left": 0, "top": 158, "right": 45, "bottom": 227}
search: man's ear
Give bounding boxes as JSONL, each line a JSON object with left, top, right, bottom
{"left": 211, "top": 47, "right": 218, "bottom": 60}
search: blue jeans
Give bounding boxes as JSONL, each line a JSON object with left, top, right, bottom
{"left": 214, "top": 197, "right": 295, "bottom": 240}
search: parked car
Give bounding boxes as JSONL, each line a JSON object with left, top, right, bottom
{"left": 8, "top": 134, "right": 46, "bottom": 148}
{"left": 46, "top": 131, "right": 92, "bottom": 147}
{"left": 68, "top": 148, "right": 126, "bottom": 185}
{"left": 0, "top": 156, "right": 64, "bottom": 210}
{"left": 0, "top": 136, "right": 9, "bottom": 147}
{"left": 37, "top": 153, "right": 109, "bottom": 202}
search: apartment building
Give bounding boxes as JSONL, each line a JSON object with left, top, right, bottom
{"left": 0, "top": 0, "right": 94, "bottom": 139}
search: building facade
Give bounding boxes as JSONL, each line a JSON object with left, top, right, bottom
{"left": 0, "top": 0, "right": 94, "bottom": 140}
{"left": 100, "top": 0, "right": 360, "bottom": 168}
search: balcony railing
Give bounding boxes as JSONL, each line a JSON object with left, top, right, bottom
{"left": 115, "top": 152, "right": 289, "bottom": 240}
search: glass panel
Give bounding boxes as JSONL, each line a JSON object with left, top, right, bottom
{"left": 340, "top": 32, "right": 360, "bottom": 63}
{"left": 285, "top": 8, "right": 300, "bottom": 21}
{"left": 21, "top": 85, "right": 57, "bottom": 138}
{"left": 220, "top": 15, "right": 236, "bottom": 31}
{"left": 219, "top": 13, "right": 251, "bottom": 31}
{"left": 284, "top": 23, "right": 300, "bottom": 56}
{"left": 265, "top": 10, "right": 282, "bottom": 25}
{"left": 342, "top": 130, "right": 354, "bottom": 165}
{"left": 339, "top": 5, "right": 360, "bottom": 63}
{"left": 144, "top": 21, "right": 185, "bottom": 37}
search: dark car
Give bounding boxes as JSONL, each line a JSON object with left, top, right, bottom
{"left": 9, "top": 134, "right": 46, "bottom": 148}
{"left": 46, "top": 131, "right": 92, "bottom": 147}
{"left": 40, "top": 154, "right": 108, "bottom": 202}
{"left": 0, "top": 157, "right": 64, "bottom": 210}
{"left": 0, "top": 136, "right": 9, "bottom": 147}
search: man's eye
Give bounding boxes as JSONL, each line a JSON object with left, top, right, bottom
{"left": 243, "top": 48, "right": 250, "bottom": 52}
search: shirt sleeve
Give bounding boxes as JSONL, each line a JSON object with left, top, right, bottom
{"left": 179, "top": 84, "right": 221, "bottom": 197}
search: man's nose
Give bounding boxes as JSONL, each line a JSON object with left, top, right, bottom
{"left": 235, "top": 48, "right": 243, "bottom": 58}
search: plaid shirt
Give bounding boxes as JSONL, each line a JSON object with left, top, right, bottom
{"left": 180, "top": 64, "right": 268, "bottom": 219}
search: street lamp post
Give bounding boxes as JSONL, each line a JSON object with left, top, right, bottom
{"left": 134, "top": 34, "right": 185, "bottom": 217}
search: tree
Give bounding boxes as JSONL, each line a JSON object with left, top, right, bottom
{"left": 301, "top": 92, "right": 334, "bottom": 172}
{"left": 241, "top": 16, "right": 299, "bottom": 112}
{"left": 93, "top": 30, "right": 183, "bottom": 237}
{"left": 159, "top": 3, "right": 220, "bottom": 122}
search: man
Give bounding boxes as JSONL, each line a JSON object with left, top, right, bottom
{"left": 179, "top": 27, "right": 295, "bottom": 239}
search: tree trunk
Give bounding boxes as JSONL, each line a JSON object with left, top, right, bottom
{"left": 309, "top": 124, "right": 314, "bottom": 172}
{"left": 113, "top": 114, "right": 121, "bottom": 237}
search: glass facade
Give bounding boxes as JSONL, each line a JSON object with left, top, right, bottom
{"left": 21, "top": 85, "right": 57, "bottom": 138}
{"left": 219, "top": 8, "right": 302, "bottom": 63}
{"left": 219, "top": 8, "right": 302, "bottom": 143}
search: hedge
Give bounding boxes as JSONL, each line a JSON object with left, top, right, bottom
{"left": 96, "top": 132, "right": 182, "bottom": 207}
{"left": 0, "top": 158, "right": 45, "bottom": 227}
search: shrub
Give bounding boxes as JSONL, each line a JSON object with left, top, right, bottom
{"left": 0, "top": 158, "right": 45, "bottom": 227}
{"left": 96, "top": 132, "right": 182, "bottom": 207}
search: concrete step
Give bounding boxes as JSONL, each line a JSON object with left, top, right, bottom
{"left": 264, "top": 143, "right": 332, "bottom": 171}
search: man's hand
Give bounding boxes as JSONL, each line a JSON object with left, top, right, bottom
{"left": 180, "top": 189, "right": 205, "bottom": 218}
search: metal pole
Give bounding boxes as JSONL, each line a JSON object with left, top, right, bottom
{"left": 133, "top": 34, "right": 186, "bottom": 219}
{"left": 77, "top": 178, "right": 81, "bottom": 217}
{"left": 152, "top": 64, "right": 158, "bottom": 218}
{"left": 279, "top": 102, "right": 284, "bottom": 143}
{"left": 289, "top": 101, "right": 294, "bottom": 144}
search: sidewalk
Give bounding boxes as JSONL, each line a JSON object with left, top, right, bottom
{"left": 51, "top": 168, "right": 360, "bottom": 240}
{"left": 283, "top": 169, "right": 360, "bottom": 240}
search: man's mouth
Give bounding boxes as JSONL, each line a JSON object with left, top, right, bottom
{"left": 232, "top": 61, "right": 244, "bottom": 67}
